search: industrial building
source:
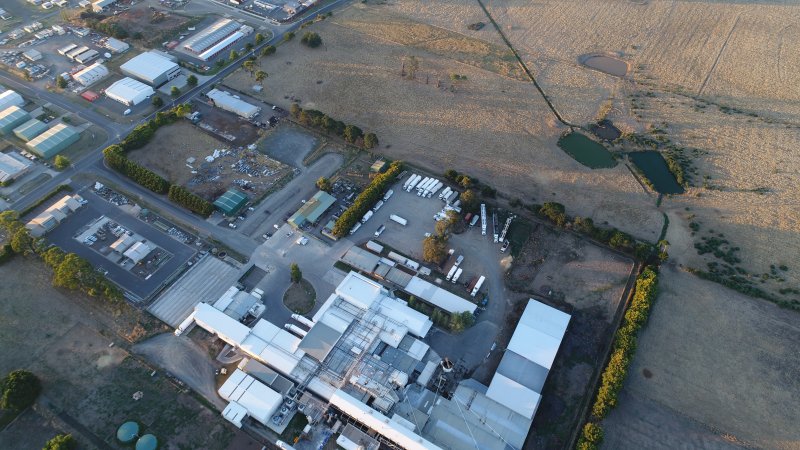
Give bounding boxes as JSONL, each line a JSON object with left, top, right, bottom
{"left": 22, "top": 49, "right": 42, "bottom": 62}
{"left": 105, "top": 77, "right": 155, "bottom": 106}
{"left": 182, "top": 19, "right": 248, "bottom": 61}
{"left": 25, "top": 194, "right": 84, "bottom": 237}
{"left": 71, "top": 62, "right": 109, "bottom": 87}
{"left": 120, "top": 51, "right": 181, "bottom": 87}
{"left": 65, "top": 46, "right": 90, "bottom": 61}
{"left": 123, "top": 241, "right": 152, "bottom": 264}
{"left": 213, "top": 188, "right": 248, "bottom": 215}
{"left": 288, "top": 190, "right": 336, "bottom": 228}
{"left": 26, "top": 123, "right": 80, "bottom": 158}
{"left": 206, "top": 89, "right": 260, "bottom": 119}
{"left": 0, "top": 90, "right": 25, "bottom": 111}
{"left": 57, "top": 43, "right": 78, "bottom": 56}
{"left": 102, "top": 37, "right": 129, "bottom": 54}
{"left": 74, "top": 49, "right": 99, "bottom": 65}
{"left": 92, "top": 0, "right": 116, "bottom": 12}
{"left": 0, "top": 151, "right": 33, "bottom": 184}
{"left": 0, "top": 106, "right": 31, "bottom": 135}
{"left": 13, "top": 119, "right": 48, "bottom": 142}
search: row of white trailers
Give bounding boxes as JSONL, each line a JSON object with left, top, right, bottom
{"left": 402, "top": 174, "right": 460, "bottom": 205}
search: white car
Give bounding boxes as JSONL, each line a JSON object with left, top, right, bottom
{"left": 374, "top": 224, "right": 385, "bottom": 237}
{"left": 296, "top": 236, "right": 309, "bottom": 246}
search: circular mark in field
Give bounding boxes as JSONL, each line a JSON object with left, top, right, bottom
{"left": 642, "top": 368, "right": 653, "bottom": 379}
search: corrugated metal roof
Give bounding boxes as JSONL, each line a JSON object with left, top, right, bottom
{"left": 26, "top": 123, "right": 80, "bottom": 158}
{"left": 183, "top": 18, "right": 241, "bottom": 54}
{"left": 213, "top": 188, "right": 248, "bottom": 215}
{"left": 340, "top": 246, "right": 380, "bottom": 273}
{"left": 288, "top": 190, "right": 336, "bottom": 227}
{"left": 105, "top": 77, "right": 155, "bottom": 105}
{"left": 298, "top": 322, "right": 343, "bottom": 362}
{"left": 0, "top": 106, "right": 31, "bottom": 134}
{"left": 403, "top": 276, "right": 477, "bottom": 315}
{"left": 120, "top": 51, "right": 178, "bottom": 83}
{"left": 13, "top": 118, "right": 48, "bottom": 141}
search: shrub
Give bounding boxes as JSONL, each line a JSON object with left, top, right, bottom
{"left": 300, "top": 31, "right": 322, "bottom": 48}
{"left": 0, "top": 370, "right": 41, "bottom": 411}
{"left": 290, "top": 263, "right": 302, "bottom": 283}
{"left": 53, "top": 155, "right": 70, "bottom": 170}
{"left": 43, "top": 434, "right": 77, "bottom": 450}
{"left": 261, "top": 45, "right": 276, "bottom": 57}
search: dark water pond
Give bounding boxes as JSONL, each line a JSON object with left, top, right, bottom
{"left": 629, "top": 151, "right": 684, "bottom": 194}
{"left": 589, "top": 120, "right": 621, "bottom": 141}
{"left": 557, "top": 132, "right": 617, "bottom": 169}
{"left": 583, "top": 55, "right": 628, "bottom": 77}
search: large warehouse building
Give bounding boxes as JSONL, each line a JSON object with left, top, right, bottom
{"left": 0, "top": 106, "right": 31, "bottom": 135}
{"left": 0, "top": 151, "right": 33, "bottom": 184}
{"left": 72, "top": 62, "right": 109, "bottom": 87}
{"left": 0, "top": 90, "right": 25, "bottom": 112}
{"left": 26, "top": 123, "right": 80, "bottom": 158}
{"left": 183, "top": 19, "right": 245, "bottom": 61}
{"left": 120, "top": 51, "right": 181, "bottom": 87}
{"left": 288, "top": 190, "right": 336, "bottom": 228}
{"left": 13, "top": 119, "right": 48, "bottom": 142}
{"left": 207, "top": 89, "right": 260, "bottom": 119}
{"left": 105, "top": 77, "right": 155, "bottom": 106}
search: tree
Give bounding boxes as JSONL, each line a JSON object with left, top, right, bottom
{"left": 10, "top": 227, "right": 36, "bottom": 255}
{"left": 229, "top": 50, "right": 239, "bottom": 61}
{"left": 186, "top": 74, "right": 198, "bottom": 87}
{"left": 0, "top": 370, "right": 41, "bottom": 411}
{"left": 284, "top": 31, "right": 295, "bottom": 41}
{"left": 300, "top": 31, "right": 322, "bottom": 48}
{"left": 42, "top": 246, "right": 66, "bottom": 268}
{"left": 151, "top": 96, "right": 163, "bottom": 108}
{"left": 54, "top": 155, "right": 70, "bottom": 170}
{"left": 255, "top": 70, "right": 268, "bottom": 85}
{"left": 450, "top": 311, "right": 475, "bottom": 333}
{"left": 170, "top": 86, "right": 180, "bottom": 97}
{"left": 174, "top": 103, "right": 192, "bottom": 117}
{"left": 254, "top": 33, "right": 265, "bottom": 45}
{"left": 56, "top": 75, "right": 68, "bottom": 89}
{"left": 245, "top": 42, "right": 254, "bottom": 52}
{"left": 343, "top": 124, "right": 363, "bottom": 143}
{"left": 290, "top": 103, "right": 302, "bottom": 118}
{"left": 457, "top": 175, "right": 472, "bottom": 189}
{"left": 540, "top": 202, "right": 567, "bottom": 227}
{"left": 261, "top": 45, "right": 276, "bottom": 57}
{"left": 460, "top": 189, "right": 478, "bottom": 213}
{"left": 290, "top": 263, "right": 302, "bottom": 283}
{"left": 422, "top": 235, "right": 448, "bottom": 263}
{"left": 581, "top": 423, "right": 604, "bottom": 445}
{"left": 316, "top": 177, "right": 332, "bottom": 192}
{"left": 43, "top": 434, "right": 77, "bottom": 450}
{"left": 363, "top": 132, "right": 378, "bottom": 149}
{"left": 0, "top": 210, "right": 19, "bottom": 231}
{"left": 242, "top": 60, "right": 256, "bottom": 76}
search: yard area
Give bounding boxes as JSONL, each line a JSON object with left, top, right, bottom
{"left": 601, "top": 266, "right": 800, "bottom": 449}
{"left": 283, "top": 278, "right": 317, "bottom": 314}
{"left": 126, "top": 121, "right": 291, "bottom": 201}
{"left": 0, "top": 257, "right": 236, "bottom": 450}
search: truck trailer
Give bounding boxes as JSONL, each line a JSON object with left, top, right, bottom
{"left": 389, "top": 214, "right": 407, "bottom": 226}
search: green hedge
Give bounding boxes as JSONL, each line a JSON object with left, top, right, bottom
{"left": 290, "top": 104, "right": 377, "bottom": 148}
{"left": 168, "top": 185, "right": 213, "bottom": 217}
{"left": 332, "top": 161, "right": 402, "bottom": 237}
{"left": 103, "top": 145, "right": 169, "bottom": 194}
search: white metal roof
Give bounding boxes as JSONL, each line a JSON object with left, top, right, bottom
{"left": 120, "top": 51, "right": 178, "bottom": 82}
{"left": 404, "top": 276, "right": 477, "bottom": 315}
{"left": 212, "top": 286, "right": 240, "bottom": 311}
{"left": 0, "top": 90, "right": 24, "bottom": 111}
{"left": 206, "top": 88, "right": 259, "bottom": 118}
{"left": 218, "top": 369, "right": 282, "bottom": 426}
{"left": 123, "top": 241, "right": 151, "bottom": 264}
{"left": 105, "top": 77, "right": 154, "bottom": 105}
{"left": 197, "top": 31, "right": 244, "bottom": 61}
{"left": 0, "top": 151, "right": 32, "bottom": 182}
{"left": 485, "top": 373, "right": 542, "bottom": 420}
{"left": 506, "top": 300, "right": 570, "bottom": 370}
{"left": 335, "top": 272, "right": 386, "bottom": 310}
{"left": 221, "top": 402, "right": 248, "bottom": 428}
{"left": 330, "top": 390, "right": 442, "bottom": 450}
{"left": 193, "top": 302, "right": 251, "bottom": 345}
{"left": 72, "top": 62, "right": 109, "bottom": 86}
{"left": 379, "top": 297, "right": 432, "bottom": 339}
{"left": 257, "top": 344, "right": 302, "bottom": 377}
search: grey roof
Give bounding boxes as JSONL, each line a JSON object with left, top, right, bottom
{"left": 298, "top": 322, "right": 343, "bottom": 362}
{"left": 239, "top": 358, "right": 294, "bottom": 397}
{"left": 0, "top": 106, "right": 31, "bottom": 134}
{"left": 385, "top": 266, "right": 413, "bottom": 287}
{"left": 222, "top": 291, "right": 259, "bottom": 320}
{"left": 495, "top": 349, "right": 549, "bottom": 393}
{"left": 340, "top": 246, "right": 380, "bottom": 273}
{"left": 13, "top": 118, "right": 48, "bottom": 141}
{"left": 147, "top": 255, "right": 239, "bottom": 326}
{"left": 183, "top": 19, "right": 241, "bottom": 54}
{"left": 26, "top": 123, "right": 79, "bottom": 158}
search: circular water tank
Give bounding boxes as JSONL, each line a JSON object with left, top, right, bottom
{"left": 135, "top": 434, "right": 158, "bottom": 450}
{"left": 116, "top": 421, "right": 139, "bottom": 443}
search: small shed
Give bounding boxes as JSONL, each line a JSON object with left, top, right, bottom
{"left": 0, "top": 106, "right": 31, "bottom": 135}
{"left": 370, "top": 159, "right": 387, "bottom": 173}
{"left": 213, "top": 189, "right": 248, "bottom": 216}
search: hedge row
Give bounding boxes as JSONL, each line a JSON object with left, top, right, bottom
{"left": 290, "top": 104, "right": 378, "bottom": 149}
{"left": 19, "top": 184, "right": 72, "bottom": 217}
{"left": 332, "top": 161, "right": 402, "bottom": 237}
{"left": 576, "top": 267, "right": 659, "bottom": 450}
{"left": 168, "top": 185, "right": 213, "bottom": 217}
{"left": 103, "top": 105, "right": 213, "bottom": 216}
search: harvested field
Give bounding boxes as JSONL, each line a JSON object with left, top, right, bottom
{"left": 506, "top": 225, "right": 635, "bottom": 448}
{"left": 601, "top": 266, "right": 800, "bottom": 450}
{"left": 227, "top": 2, "right": 663, "bottom": 242}
{"left": 127, "top": 121, "right": 291, "bottom": 201}
{"left": 0, "top": 257, "right": 235, "bottom": 449}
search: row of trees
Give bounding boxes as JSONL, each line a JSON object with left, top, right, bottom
{"left": 289, "top": 104, "right": 378, "bottom": 149}
{"left": 103, "top": 105, "right": 214, "bottom": 216}
{"left": 443, "top": 168, "right": 497, "bottom": 198}
{"left": 168, "top": 185, "right": 214, "bottom": 217}
{"left": 577, "top": 267, "right": 659, "bottom": 450}
{"left": 332, "top": 161, "right": 402, "bottom": 237}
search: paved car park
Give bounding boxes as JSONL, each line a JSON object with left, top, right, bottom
{"left": 45, "top": 189, "right": 196, "bottom": 301}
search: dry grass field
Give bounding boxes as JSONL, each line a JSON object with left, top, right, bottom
{"left": 601, "top": 266, "right": 800, "bottom": 450}
{"left": 0, "top": 257, "right": 234, "bottom": 450}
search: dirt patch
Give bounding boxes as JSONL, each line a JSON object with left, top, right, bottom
{"left": 602, "top": 266, "right": 800, "bottom": 449}
{"left": 283, "top": 279, "right": 317, "bottom": 314}
{"left": 0, "top": 408, "right": 65, "bottom": 450}
{"left": 506, "top": 224, "right": 635, "bottom": 448}
{"left": 126, "top": 121, "right": 291, "bottom": 201}
{"left": 73, "top": 7, "right": 197, "bottom": 48}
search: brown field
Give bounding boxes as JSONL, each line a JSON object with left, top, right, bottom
{"left": 127, "top": 121, "right": 291, "bottom": 201}
{"left": 227, "top": 2, "right": 664, "bottom": 243}
{"left": 601, "top": 266, "right": 800, "bottom": 450}
{"left": 0, "top": 257, "right": 236, "bottom": 450}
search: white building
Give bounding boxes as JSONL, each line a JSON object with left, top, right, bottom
{"left": 218, "top": 369, "right": 282, "bottom": 427}
{"left": 22, "top": 49, "right": 42, "bottom": 62}
{"left": 72, "top": 62, "right": 109, "bottom": 87}
{"left": 206, "top": 89, "right": 260, "bottom": 119}
{"left": 0, "top": 90, "right": 25, "bottom": 111}
{"left": 0, "top": 151, "right": 33, "bottom": 184}
{"left": 92, "top": 0, "right": 116, "bottom": 12}
{"left": 25, "top": 194, "right": 84, "bottom": 237}
{"left": 120, "top": 51, "right": 181, "bottom": 87}
{"left": 123, "top": 241, "right": 152, "bottom": 264}
{"left": 105, "top": 77, "right": 154, "bottom": 106}
{"left": 103, "top": 37, "right": 129, "bottom": 54}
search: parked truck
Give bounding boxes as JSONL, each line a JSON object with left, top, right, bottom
{"left": 361, "top": 210, "right": 374, "bottom": 223}
{"left": 372, "top": 200, "right": 384, "bottom": 212}
{"left": 438, "top": 186, "right": 451, "bottom": 200}
{"left": 471, "top": 275, "right": 486, "bottom": 297}
{"left": 446, "top": 265, "right": 458, "bottom": 281}
{"left": 451, "top": 268, "right": 463, "bottom": 284}
{"left": 389, "top": 214, "right": 408, "bottom": 226}
{"left": 428, "top": 181, "right": 443, "bottom": 198}
{"left": 470, "top": 214, "right": 480, "bottom": 227}
{"left": 383, "top": 189, "right": 394, "bottom": 201}
{"left": 406, "top": 175, "right": 422, "bottom": 192}
{"left": 403, "top": 175, "right": 416, "bottom": 190}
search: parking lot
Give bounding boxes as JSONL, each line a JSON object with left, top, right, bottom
{"left": 43, "top": 188, "right": 197, "bottom": 301}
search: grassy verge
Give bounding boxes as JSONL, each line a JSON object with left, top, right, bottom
{"left": 19, "top": 184, "right": 72, "bottom": 217}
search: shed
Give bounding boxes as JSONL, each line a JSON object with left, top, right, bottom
{"left": 370, "top": 159, "right": 387, "bottom": 173}
{"left": 105, "top": 77, "right": 154, "bottom": 106}
{"left": 26, "top": 123, "right": 79, "bottom": 158}
{"left": 13, "top": 119, "right": 48, "bottom": 141}
{"left": 206, "top": 89, "right": 260, "bottom": 119}
{"left": 103, "top": 37, "right": 130, "bottom": 53}
{"left": 288, "top": 190, "right": 336, "bottom": 228}
{"left": 0, "top": 151, "right": 33, "bottom": 183}
{"left": 72, "top": 62, "right": 109, "bottom": 87}
{"left": 0, "top": 90, "right": 25, "bottom": 112}
{"left": 213, "top": 188, "right": 248, "bottom": 215}
{"left": 123, "top": 241, "right": 152, "bottom": 264}
{"left": 120, "top": 51, "right": 180, "bottom": 87}
{"left": 22, "top": 49, "right": 42, "bottom": 62}
{"left": 0, "top": 106, "right": 31, "bottom": 135}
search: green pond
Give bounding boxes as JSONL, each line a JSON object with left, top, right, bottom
{"left": 557, "top": 132, "right": 617, "bottom": 169}
{"left": 629, "top": 151, "right": 684, "bottom": 194}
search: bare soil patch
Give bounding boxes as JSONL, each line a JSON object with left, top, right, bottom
{"left": 126, "top": 121, "right": 291, "bottom": 201}
{"left": 602, "top": 266, "right": 800, "bottom": 450}
{"left": 283, "top": 279, "right": 316, "bottom": 314}
{"left": 506, "top": 225, "right": 635, "bottom": 448}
